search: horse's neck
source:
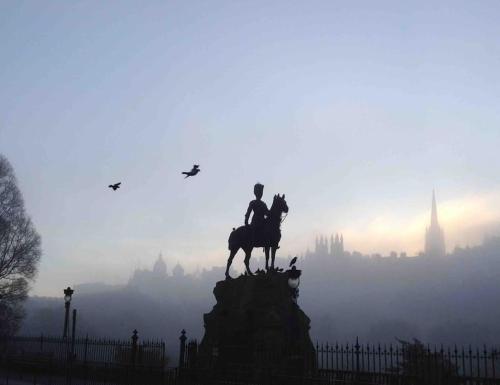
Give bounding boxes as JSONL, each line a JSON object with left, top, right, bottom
{"left": 268, "top": 202, "right": 281, "bottom": 223}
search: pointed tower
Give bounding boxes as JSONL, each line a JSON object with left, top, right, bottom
{"left": 334, "top": 234, "right": 340, "bottom": 256}
{"left": 425, "top": 190, "right": 446, "bottom": 257}
{"left": 319, "top": 235, "right": 327, "bottom": 255}
{"left": 153, "top": 252, "right": 167, "bottom": 277}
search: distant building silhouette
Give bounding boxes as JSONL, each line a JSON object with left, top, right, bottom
{"left": 425, "top": 190, "right": 446, "bottom": 257}
{"left": 313, "top": 233, "right": 345, "bottom": 258}
{"left": 331, "top": 234, "right": 344, "bottom": 257}
{"left": 172, "top": 262, "right": 185, "bottom": 278}
{"left": 153, "top": 252, "right": 167, "bottom": 278}
{"left": 305, "top": 192, "right": 448, "bottom": 260}
{"left": 129, "top": 252, "right": 170, "bottom": 291}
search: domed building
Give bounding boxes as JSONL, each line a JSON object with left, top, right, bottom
{"left": 129, "top": 252, "right": 169, "bottom": 292}
{"left": 172, "top": 262, "right": 185, "bottom": 278}
{"left": 153, "top": 252, "right": 167, "bottom": 278}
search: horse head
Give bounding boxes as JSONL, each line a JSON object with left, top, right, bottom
{"left": 272, "top": 193, "right": 289, "bottom": 216}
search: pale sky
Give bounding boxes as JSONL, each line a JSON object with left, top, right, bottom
{"left": 1, "top": 1, "right": 500, "bottom": 296}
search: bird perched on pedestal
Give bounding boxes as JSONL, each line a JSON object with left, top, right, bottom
{"left": 289, "top": 256, "right": 298, "bottom": 267}
{"left": 182, "top": 164, "right": 201, "bottom": 178}
{"left": 108, "top": 182, "right": 121, "bottom": 191}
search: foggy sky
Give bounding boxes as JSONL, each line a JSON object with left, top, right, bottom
{"left": 1, "top": 1, "right": 500, "bottom": 296}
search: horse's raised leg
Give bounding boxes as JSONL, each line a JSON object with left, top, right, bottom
{"left": 225, "top": 248, "right": 239, "bottom": 279}
{"left": 244, "top": 248, "right": 254, "bottom": 275}
{"left": 264, "top": 247, "right": 270, "bottom": 271}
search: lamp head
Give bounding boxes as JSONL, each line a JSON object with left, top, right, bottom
{"left": 63, "top": 287, "right": 74, "bottom": 303}
{"left": 288, "top": 277, "right": 300, "bottom": 289}
{"left": 287, "top": 266, "right": 301, "bottom": 289}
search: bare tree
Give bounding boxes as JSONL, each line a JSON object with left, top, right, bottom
{"left": 0, "top": 154, "right": 41, "bottom": 334}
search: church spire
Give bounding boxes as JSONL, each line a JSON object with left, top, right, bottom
{"left": 431, "top": 189, "right": 439, "bottom": 227}
{"left": 425, "top": 190, "right": 446, "bottom": 257}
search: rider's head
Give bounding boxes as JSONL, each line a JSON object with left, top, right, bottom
{"left": 254, "top": 183, "right": 264, "bottom": 200}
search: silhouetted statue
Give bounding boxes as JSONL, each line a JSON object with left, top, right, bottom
{"left": 108, "top": 182, "right": 121, "bottom": 191}
{"left": 245, "top": 183, "right": 269, "bottom": 242}
{"left": 182, "top": 164, "right": 201, "bottom": 178}
{"left": 225, "top": 184, "right": 289, "bottom": 278}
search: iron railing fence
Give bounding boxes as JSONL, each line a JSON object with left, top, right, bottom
{"left": 314, "top": 340, "right": 500, "bottom": 379}
{"left": 2, "top": 330, "right": 500, "bottom": 385}
{"left": 0, "top": 331, "right": 166, "bottom": 368}
{"left": 179, "top": 332, "right": 500, "bottom": 384}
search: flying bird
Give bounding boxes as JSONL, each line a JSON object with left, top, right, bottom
{"left": 182, "top": 164, "right": 201, "bottom": 178}
{"left": 108, "top": 182, "right": 121, "bottom": 191}
{"left": 289, "top": 256, "right": 298, "bottom": 267}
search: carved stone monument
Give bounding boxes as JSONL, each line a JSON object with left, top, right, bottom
{"left": 197, "top": 269, "right": 316, "bottom": 379}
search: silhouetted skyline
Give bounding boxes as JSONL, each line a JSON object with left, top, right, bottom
{"left": 1, "top": 1, "right": 500, "bottom": 296}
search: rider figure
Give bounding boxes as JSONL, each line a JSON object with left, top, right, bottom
{"left": 245, "top": 183, "right": 269, "bottom": 245}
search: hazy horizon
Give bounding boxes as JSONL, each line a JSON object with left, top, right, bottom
{"left": 1, "top": 1, "right": 500, "bottom": 296}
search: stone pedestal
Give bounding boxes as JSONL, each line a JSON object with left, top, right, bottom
{"left": 197, "top": 271, "right": 316, "bottom": 377}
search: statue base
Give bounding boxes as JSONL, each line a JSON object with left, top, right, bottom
{"left": 197, "top": 271, "right": 316, "bottom": 378}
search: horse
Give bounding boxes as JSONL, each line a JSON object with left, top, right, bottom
{"left": 225, "top": 194, "right": 289, "bottom": 279}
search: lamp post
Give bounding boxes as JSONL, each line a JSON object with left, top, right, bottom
{"left": 63, "top": 286, "right": 74, "bottom": 339}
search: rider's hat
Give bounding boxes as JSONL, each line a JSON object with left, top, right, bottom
{"left": 254, "top": 183, "right": 264, "bottom": 195}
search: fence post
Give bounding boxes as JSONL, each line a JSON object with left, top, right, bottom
{"left": 161, "top": 341, "right": 166, "bottom": 367}
{"left": 179, "top": 330, "right": 187, "bottom": 368}
{"left": 131, "top": 329, "right": 138, "bottom": 366}
{"left": 81, "top": 334, "right": 87, "bottom": 365}
{"left": 355, "top": 337, "right": 360, "bottom": 374}
{"left": 71, "top": 309, "right": 77, "bottom": 360}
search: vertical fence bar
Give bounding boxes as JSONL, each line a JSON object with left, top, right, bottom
{"left": 372, "top": 344, "right": 376, "bottom": 374}
{"left": 446, "top": 347, "right": 452, "bottom": 372}
{"left": 469, "top": 345, "right": 473, "bottom": 378}
{"left": 477, "top": 347, "right": 481, "bottom": 378}
{"left": 389, "top": 344, "right": 393, "bottom": 374}
{"left": 461, "top": 346, "right": 466, "bottom": 378}
{"left": 366, "top": 344, "right": 370, "bottom": 372}
{"left": 131, "top": 330, "right": 138, "bottom": 367}
{"left": 335, "top": 343, "right": 339, "bottom": 371}
{"left": 378, "top": 344, "right": 381, "bottom": 374}
{"left": 355, "top": 338, "right": 360, "bottom": 374}
{"left": 330, "top": 343, "right": 333, "bottom": 371}
{"left": 179, "top": 330, "right": 187, "bottom": 368}
{"left": 383, "top": 344, "right": 387, "bottom": 373}
{"left": 484, "top": 345, "right": 488, "bottom": 378}
{"left": 492, "top": 349, "right": 496, "bottom": 378}
{"left": 71, "top": 309, "right": 77, "bottom": 360}
{"left": 364, "top": 344, "right": 368, "bottom": 372}
{"left": 162, "top": 341, "right": 166, "bottom": 369}
{"left": 340, "top": 344, "right": 344, "bottom": 371}
{"left": 346, "top": 344, "right": 350, "bottom": 371}
{"left": 316, "top": 341, "right": 319, "bottom": 370}
{"left": 395, "top": 344, "right": 400, "bottom": 376}
{"left": 321, "top": 343, "right": 324, "bottom": 370}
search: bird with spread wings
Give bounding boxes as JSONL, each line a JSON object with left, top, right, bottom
{"left": 182, "top": 164, "right": 201, "bottom": 178}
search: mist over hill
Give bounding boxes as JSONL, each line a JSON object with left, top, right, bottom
{"left": 21, "top": 236, "right": 500, "bottom": 361}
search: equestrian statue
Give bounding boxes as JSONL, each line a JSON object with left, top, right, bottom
{"left": 225, "top": 183, "right": 289, "bottom": 279}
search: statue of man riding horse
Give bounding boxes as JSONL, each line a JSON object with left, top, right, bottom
{"left": 225, "top": 183, "right": 289, "bottom": 279}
